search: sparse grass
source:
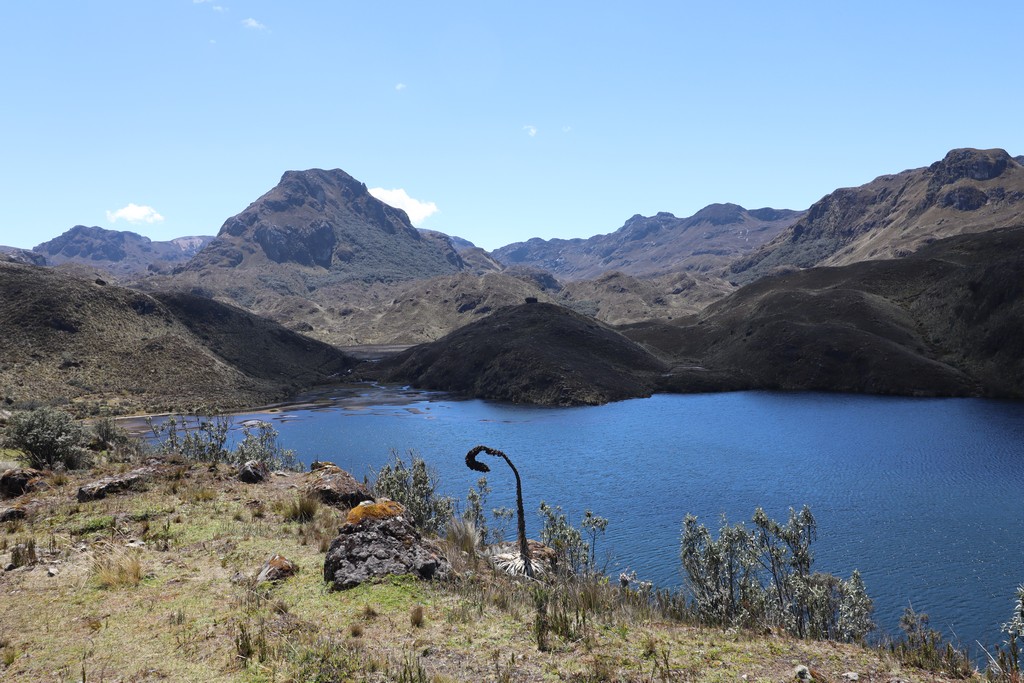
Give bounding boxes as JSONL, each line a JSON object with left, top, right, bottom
{"left": 0, "top": 457, "right": 979, "bottom": 683}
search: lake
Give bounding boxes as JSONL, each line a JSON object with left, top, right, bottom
{"left": 204, "top": 385, "right": 1024, "bottom": 653}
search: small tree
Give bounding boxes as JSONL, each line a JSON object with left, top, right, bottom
{"left": 4, "top": 407, "right": 89, "bottom": 470}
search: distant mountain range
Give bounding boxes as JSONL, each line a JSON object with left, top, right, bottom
{"left": 2, "top": 146, "right": 1021, "bottom": 409}
{"left": 493, "top": 204, "right": 803, "bottom": 280}
{"left": 32, "top": 226, "right": 213, "bottom": 278}
{"left": 2, "top": 228, "right": 213, "bottom": 275}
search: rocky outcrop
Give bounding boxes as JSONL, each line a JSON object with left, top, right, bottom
{"left": 1, "top": 468, "right": 47, "bottom": 499}
{"left": 181, "top": 168, "right": 464, "bottom": 283}
{"left": 323, "top": 514, "right": 451, "bottom": 590}
{"left": 305, "top": 463, "right": 373, "bottom": 508}
{"left": 0, "top": 505, "right": 27, "bottom": 522}
{"left": 77, "top": 462, "right": 165, "bottom": 502}
{"left": 729, "top": 148, "right": 1024, "bottom": 284}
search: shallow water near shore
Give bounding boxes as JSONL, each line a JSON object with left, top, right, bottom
{"left": 162, "top": 385, "right": 1024, "bottom": 654}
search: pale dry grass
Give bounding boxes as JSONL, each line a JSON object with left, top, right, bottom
{"left": 0, "top": 460, "right": 983, "bottom": 683}
{"left": 90, "top": 545, "right": 143, "bottom": 589}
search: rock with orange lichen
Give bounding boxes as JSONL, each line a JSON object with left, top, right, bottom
{"left": 345, "top": 499, "right": 405, "bottom": 525}
{"left": 256, "top": 553, "right": 297, "bottom": 583}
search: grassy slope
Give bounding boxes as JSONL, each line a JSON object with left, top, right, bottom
{"left": 0, "top": 262, "right": 354, "bottom": 416}
{"left": 1, "top": 459, "right": 977, "bottom": 682}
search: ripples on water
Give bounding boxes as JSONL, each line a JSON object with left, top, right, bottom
{"left": 202, "top": 385, "right": 1023, "bottom": 653}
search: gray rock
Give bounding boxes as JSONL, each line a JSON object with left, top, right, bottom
{"left": 305, "top": 463, "right": 372, "bottom": 508}
{"left": 324, "top": 515, "right": 450, "bottom": 590}
{"left": 238, "top": 460, "right": 269, "bottom": 484}
{"left": 1, "top": 468, "right": 46, "bottom": 499}
{"left": 0, "top": 506, "right": 27, "bottom": 522}
{"left": 77, "top": 462, "right": 163, "bottom": 502}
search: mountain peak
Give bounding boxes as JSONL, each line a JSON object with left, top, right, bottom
{"left": 184, "top": 167, "right": 463, "bottom": 282}
{"left": 929, "top": 148, "right": 1014, "bottom": 185}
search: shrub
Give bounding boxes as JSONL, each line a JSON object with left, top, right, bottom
{"left": 371, "top": 450, "right": 453, "bottom": 535}
{"left": 148, "top": 414, "right": 230, "bottom": 463}
{"left": 463, "top": 476, "right": 491, "bottom": 543}
{"left": 890, "top": 605, "right": 971, "bottom": 676}
{"left": 993, "top": 584, "right": 1024, "bottom": 678}
{"left": 538, "top": 502, "right": 608, "bottom": 577}
{"left": 680, "top": 506, "right": 874, "bottom": 643}
{"left": 148, "top": 415, "right": 300, "bottom": 471}
{"left": 3, "top": 407, "right": 89, "bottom": 470}
{"left": 90, "top": 416, "right": 128, "bottom": 451}
{"left": 234, "top": 420, "right": 301, "bottom": 471}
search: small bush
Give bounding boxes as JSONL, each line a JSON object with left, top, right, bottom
{"left": 234, "top": 421, "right": 301, "bottom": 471}
{"left": 3, "top": 407, "right": 89, "bottom": 470}
{"left": 371, "top": 450, "right": 453, "bottom": 535}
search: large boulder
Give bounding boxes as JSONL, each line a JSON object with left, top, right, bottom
{"left": 0, "top": 468, "right": 47, "bottom": 499}
{"left": 323, "top": 514, "right": 451, "bottom": 590}
{"left": 305, "top": 463, "right": 372, "bottom": 508}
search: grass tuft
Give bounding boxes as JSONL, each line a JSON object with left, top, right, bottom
{"left": 283, "top": 494, "right": 319, "bottom": 523}
{"left": 91, "top": 547, "right": 143, "bottom": 588}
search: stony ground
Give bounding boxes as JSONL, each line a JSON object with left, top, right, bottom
{"left": 0, "top": 455, "right": 982, "bottom": 682}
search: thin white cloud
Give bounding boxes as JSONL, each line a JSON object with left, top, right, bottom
{"left": 106, "top": 203, "right": 165, "bottom": 225}
{"left": 523, "top": 125, "right": 537, "bottom": 137}
{"left": 395, "top": 83, "right": 407, "bottom": 91}
{"left": 242, "top": 17, "right": 266, "bottom": 30}
{"left": 212, "top": 5, "right": 226, "bottom": 12}
{"left": 562, "top": 125, "right": 572, "bottom": 133}
{"left": 368, "top": 188, "right": 438, "bottom": 226}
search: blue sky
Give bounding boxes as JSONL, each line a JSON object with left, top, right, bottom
{"left": 1, "top": 1, "right": 1021, "bottom": 251}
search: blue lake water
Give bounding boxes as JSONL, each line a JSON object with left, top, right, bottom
{"left": 212, "top": 386, "right": 1022, "bottom": 653}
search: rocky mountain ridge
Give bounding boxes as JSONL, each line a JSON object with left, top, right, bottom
{"left": 493, "top": 203, "right": 803, "bottom": 280}
{"left": 32, "top": 225, "right": 213, "bottom": 278}
{"left": 729, "top": 148, "right": 1024, "bottom": 283}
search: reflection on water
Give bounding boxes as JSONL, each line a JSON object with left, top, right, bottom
{"left": 146, "top": 384, "right": 1024, "bottom": 653}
